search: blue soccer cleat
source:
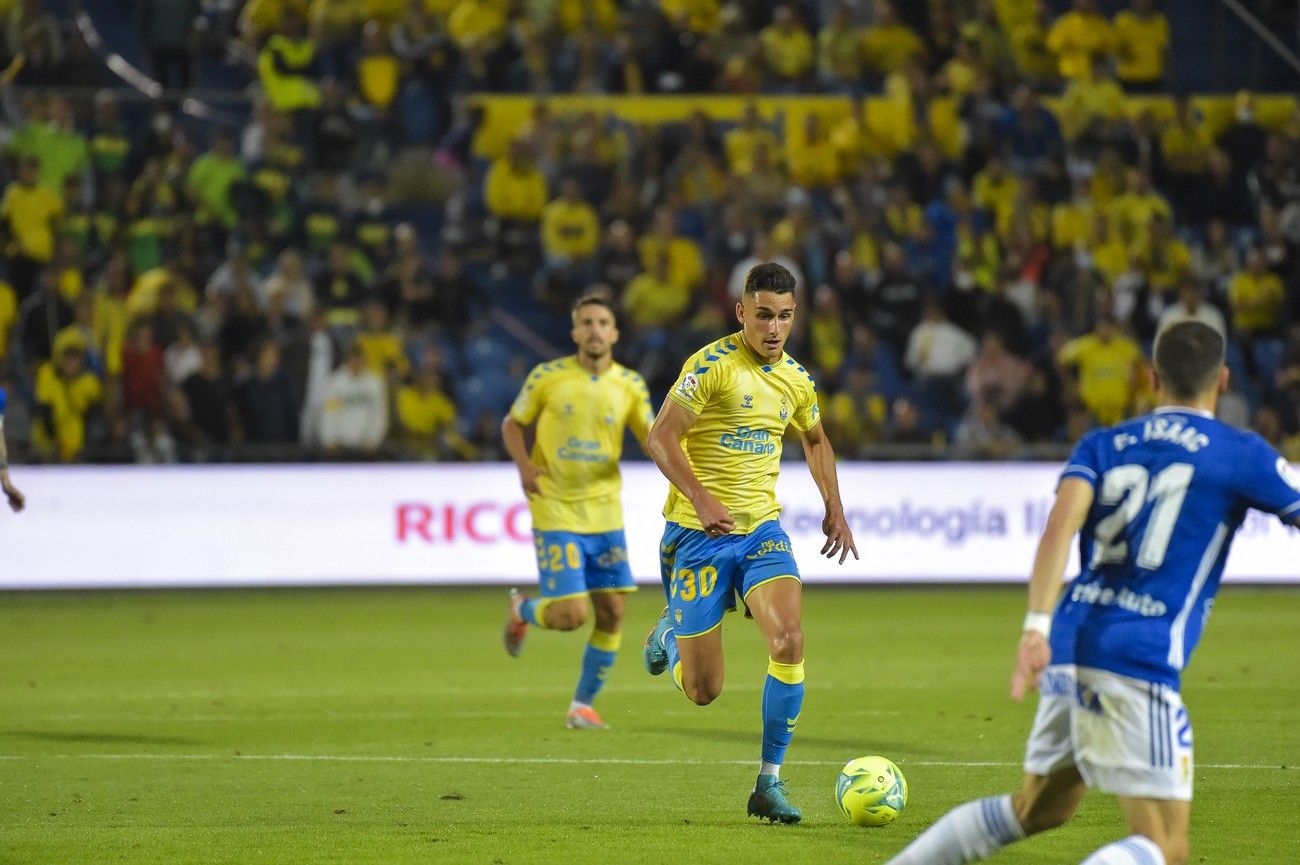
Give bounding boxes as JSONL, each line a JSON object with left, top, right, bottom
{"left": 747, "top": 774, "right": 802, "bottom": 824}
{"left": 642, "top": 607, "right": 671, "bottom": 676}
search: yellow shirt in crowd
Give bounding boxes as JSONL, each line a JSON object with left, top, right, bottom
{"left": 1058, "top": 333, "right": 1142, "bottom": 426}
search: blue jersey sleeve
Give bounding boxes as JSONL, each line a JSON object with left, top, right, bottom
{"left": 1235, "top": 435, "right": 1300, "bottom": 526}
{"left": 0, "top": 385, "right": 7, "bottom": 416}
{"left": 1059, "top": 429, "right": 1105, "bottom": 489}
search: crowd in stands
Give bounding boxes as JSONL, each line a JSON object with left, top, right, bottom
{"left": 1, "top": 0, "right": 1299, "bottom": 464}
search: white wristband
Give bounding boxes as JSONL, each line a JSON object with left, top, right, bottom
{"left": 1022, "top": 612, "right": 1052, "bottom": 639}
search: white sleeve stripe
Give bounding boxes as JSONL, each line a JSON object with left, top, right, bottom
{"left": 1279, "top": 500, "right": 1300, "bottom": 517}
{"left": 1062, "top": 464, "right": 1097, "bottom": 479}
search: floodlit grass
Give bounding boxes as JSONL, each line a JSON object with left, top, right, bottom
{"left": 1, "top": 586, "right": 1296, "bottom": 863}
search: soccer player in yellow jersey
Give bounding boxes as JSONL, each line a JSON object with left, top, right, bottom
{"left": 501, "top": 296, "right": 655, "bottom": 730}
{"left": 642, "top": 263, "right": 858, "bottom": 823}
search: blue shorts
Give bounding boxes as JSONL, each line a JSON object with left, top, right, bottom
{"left": 658, "top": 520, "right": 801, "bottom": 638}
{"left": 533, "top": 529, "right": 636, "bottom": 599}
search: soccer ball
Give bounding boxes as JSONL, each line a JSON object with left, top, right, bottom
{"left": 836, "top": 755, "right": 908, "bottom": 827}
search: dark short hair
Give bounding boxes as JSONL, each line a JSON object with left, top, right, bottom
{"left": 743, "top": 262, "right": 796, "bottom": 296}
{"left": 571, "top": 293, "right": 616, "bottom": 323}
{"left": 1153, "top": 321, "right": 1225, "bottom": 400}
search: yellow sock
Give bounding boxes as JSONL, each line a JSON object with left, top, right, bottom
{"left": 589, "top": 628, "right": 621, "bottom": 652}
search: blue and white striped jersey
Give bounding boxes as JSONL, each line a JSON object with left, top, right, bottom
{"left": 1050, "top": 407, "right": 1300, "bottom": 688}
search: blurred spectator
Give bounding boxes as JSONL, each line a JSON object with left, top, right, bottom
{"left": 484, "top": 137, "right": 548, "bottom": 272}
{"left": 320, "top": 342, "right": 387, "bottom": 456}
{"left": 396, "top": 355, "right": 462, "bottom": 459}
{"left": 32, "top": 332, "right": 102, "bottom": 462}
{"left": 1157, "top": 278, "right": 1227, "bottom": 337}
{"left": 862, "top": 1, "right": 924, "bottom": 81}
{"left": 594, "top": 220, "right": 642, "bottom": 293}
{"left": 996, "top": 85, "right": 1062, "bottom": 175}
{"left": 165, "top": 321, "right": 203, "bottom": 387}
{"left": 729, "top": 231, "right": 803, "bottom": 301}
{"left": 1045, "top": 0, "right": 1113, "bottom": 83}
{"left": 1057, "top": 317, "right": 1142, "bottom": 426}
{"left": 817, "top": 5, "right": 862, "bottom": 92}
{"left": 257, "top": 9, "right": 321, "bottom": 113}
{"left": 623, "top": 248, "right": 690, "bottom": 330}
{"left": 822, "top": 366, "right": 889, "bottom": 458}
{"left": 1228, "top": 246, "right": 1285, "bottom": 371}
{"left": 137, "top": 0, "right": 199, "bottom": 89}
{"left": 965, "top": 331, "right": 1031, "bottom": 412}
{"left": 904, "top": 300, "right": 978, "bottom": 416}
{"left": 759, "top": 5, "right": 813, "bottom": 90}
{"left": 883, "top": 396, "right": 930, "bottom": 446}
{"left": 315, "top": 241, "right": 368, "bottom": 330}
{"left": 539, "top": 177, "right": 601, "bottom": 307}
{"left": 1005, "top": 366, "right": 1066, "bottom": 442}
{"left": 355, "top": 299, "right": 409, "bottom": 383}
{"left": 1, "top": 156, "right": 62, "bottom": 299}
{"left": 954, "top": 401, "right": 1022, "bottom": 460}
{"left": 180, "top": 342, "right": 237, "bottom": 449}
{"left": 238, "top": 341, "right": 299, "bottom": 445}
{"left": 263, "top": 249, "right": 315, "bottom": 318}
{"left": 187, "top": 131, "right": 246, "bottom": 233}
{"left": 1111, "top": 0, "right": 1168, "bottom": 93}
{"left": 638, "top": 206, "right": 704, "bottom": 292}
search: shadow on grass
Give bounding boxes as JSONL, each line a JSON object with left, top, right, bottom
{"left": 2, "top": 730, "right": 203, "bottom": 746}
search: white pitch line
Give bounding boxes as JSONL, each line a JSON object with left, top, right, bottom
{"left": 0, "top": 754, "right": 1289, "bottom": 771}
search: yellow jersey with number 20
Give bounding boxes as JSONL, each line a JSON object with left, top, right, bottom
{"left": 664, "top": 332, "right": 820, "bottom": 534}
{"left": 510, "top": 357, "right": 654, "bottom": 534}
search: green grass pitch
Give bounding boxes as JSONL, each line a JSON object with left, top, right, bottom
{"left": 2, "top": 586, "right": 1297, "bottom": 863}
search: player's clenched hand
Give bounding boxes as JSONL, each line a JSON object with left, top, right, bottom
{"left": 517, "top": 463, "right": 546, "bottom": 495}
{"left": 1010, "top": 630, "right": 1050, "bottom": 701}
{"left": 821, "top": 510, "right": 859, "bottom": 564}
{"left": 692, "top": 490, "right": 736, "bottom": 537}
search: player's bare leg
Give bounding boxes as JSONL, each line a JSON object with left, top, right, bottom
{"left": 745, "top": 577, "right": 804, "bottom": 824}
{"left": 503, "top": 593, "right": 589, "bottom": 656}
{"left": 1074, "top": 797, "right": 1189, "bottom": 865}
{"left": 563, "top": 591, "right": 627, "bottom": 730}
{"left": 885, "top": 767, "right": 1083, "bottom": 864}
{"left": 1012, "top": 767, "right": 1087, "bottom": 834}
{"left": 669, "top": 624, "right": 725, "bottom": 705}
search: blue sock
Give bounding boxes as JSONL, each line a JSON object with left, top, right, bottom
{"left": 761, "top": 658, "right": 805, "bottom": 765}
{"left": 519, "top": 597, "right": 545, "bottom": 627}
{"left": 574, "top": 629, "right": 620, "bottom": 705}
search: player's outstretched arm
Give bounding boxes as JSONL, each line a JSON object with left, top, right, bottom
{"left": 500, "top": 415, "right": 545, "bottom": 495}
{"left": 1010, "top": 477, "right": 1093, "bottom": 701}
{"left": 0, "top": 425, "right": 23, "bottom": 513}
{"left": 799, "top": 422, "right": 858, "bottom": 564}
{"left": 646, "top": 399, "right": 735, "bottom": 536}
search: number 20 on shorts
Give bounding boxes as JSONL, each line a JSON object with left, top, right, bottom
{"left": 671, "top": 566, "right": 718, "bottom": 601}
{"left": 535, "top": 539, "right": 581, "bottom": 572}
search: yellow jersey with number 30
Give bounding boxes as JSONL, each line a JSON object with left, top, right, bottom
{"left": 510, "top": 357, "right": 654, "bottom": 533}
{"left": 664, "top": 332, "right": 820, "bottom": 534}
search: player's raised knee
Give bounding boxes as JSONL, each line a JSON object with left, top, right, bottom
{"left": 545, "top": 602, "right": 588, "bottom": 631}
{"left": 767, "top": 625, "right": 803, "bottom": 664}
{"left": 683, "top": 674, "right": 723, "bottom": 706}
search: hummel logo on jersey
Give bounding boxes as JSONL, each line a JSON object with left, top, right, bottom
{"left": 741, "top": 394, "right": 753, "bottom": 408}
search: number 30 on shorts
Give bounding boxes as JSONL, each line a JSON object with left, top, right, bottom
{"left": 670, "top": 566, "right": 718, "bottom": 601}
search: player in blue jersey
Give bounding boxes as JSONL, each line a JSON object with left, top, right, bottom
{"left": 885, "top": 321, "right": 1300, "bottom": 865}
{"left": 0, "top": 386, "right": 25, "bottom": 512}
